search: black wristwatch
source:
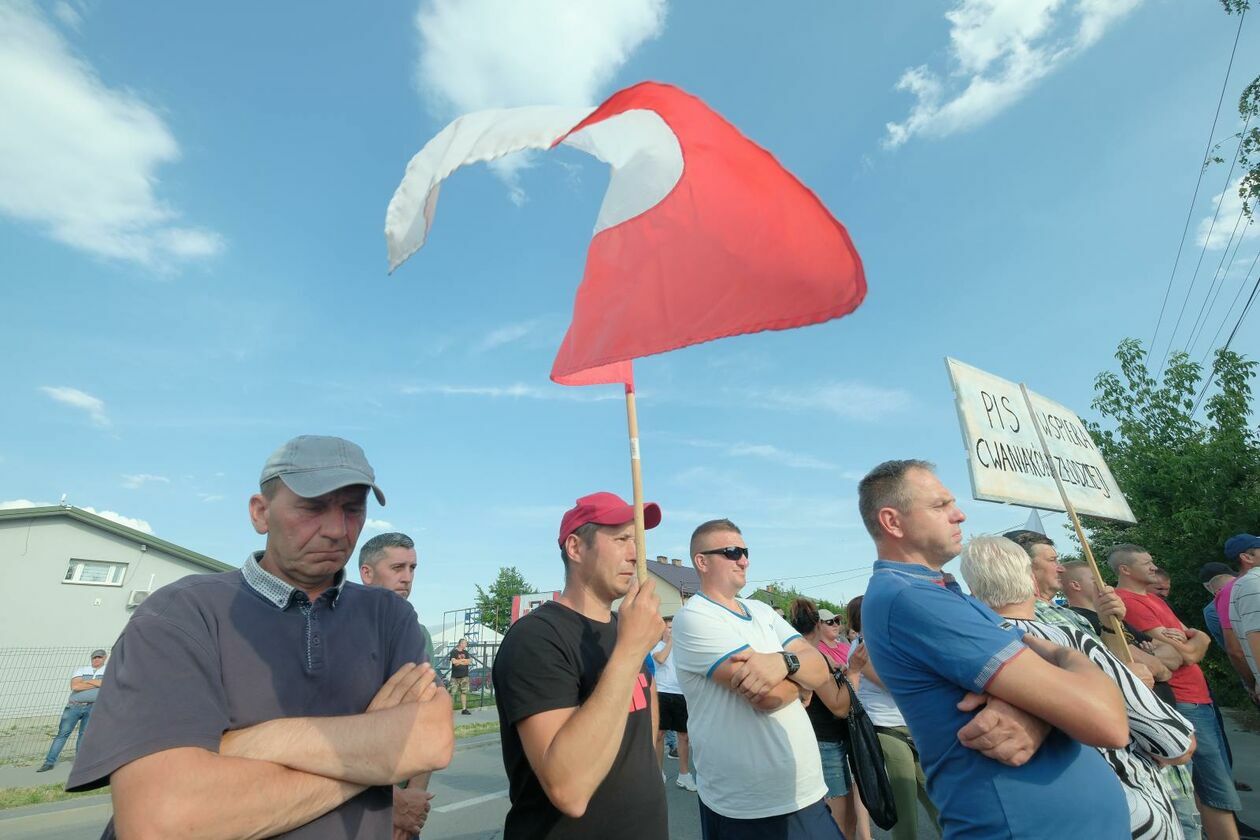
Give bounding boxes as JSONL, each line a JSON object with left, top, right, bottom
{"left": 781, "top": 651, "right": 800, "bottom": 678}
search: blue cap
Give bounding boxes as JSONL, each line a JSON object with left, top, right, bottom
{"left": 1224, "top": 534, "right": 1260, "bottom": 562}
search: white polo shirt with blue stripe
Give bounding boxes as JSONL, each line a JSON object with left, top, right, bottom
{"left": 672, "top": 594, "right": 826, "bottom": 819}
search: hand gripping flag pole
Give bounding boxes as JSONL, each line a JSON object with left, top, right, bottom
{"left": 386, "top": 82, "right": 867, "bottom": 583}
{"left": 1019, "top": 384, "right": 1132, "bottom": 663}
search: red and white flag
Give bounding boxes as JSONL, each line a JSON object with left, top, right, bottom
{"left": 385, "top": 82, "right": 866, "bottom": 386}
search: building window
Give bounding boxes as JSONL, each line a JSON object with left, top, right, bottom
{"left": 64, "top": 559, "right": 127, "bottom": 586}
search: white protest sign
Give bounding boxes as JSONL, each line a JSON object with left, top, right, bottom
{"left": 945, "top": 357, "right": 1136, "bottom": 523}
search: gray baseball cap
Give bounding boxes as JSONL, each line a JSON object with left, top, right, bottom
{"left": 91, "top": 649, "right": 107, "bottom": 658}
{"left": 260, "top": 435, "right": 386, "bottom": 505}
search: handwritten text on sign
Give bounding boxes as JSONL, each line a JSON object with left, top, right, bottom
{"left": 945, "top": 358, "right": 1136, "bottom": 523}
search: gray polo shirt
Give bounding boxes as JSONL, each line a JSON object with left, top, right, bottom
{"left": 68, "top": 553, "right": 428, "bottom": 839}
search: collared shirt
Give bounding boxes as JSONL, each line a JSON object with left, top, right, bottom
{"left": 862, "top": 559, "right": 1129, "bottom": 839}
{"left": 68, "top": 555, "right": 428, "bottom": 839}
{"left": 242, "top": 551, "right": 345, "bottom": 609}
{"left": 1033, "top": 598, "right": 1098, "bottom": 639}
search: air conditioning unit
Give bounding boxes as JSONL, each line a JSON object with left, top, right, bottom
{"left": 127, "top": 590, "right": 150, "bottom": 609}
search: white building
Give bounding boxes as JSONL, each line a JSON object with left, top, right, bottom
{"left": 0, "top": 504, "right": 231, "bottom": 720}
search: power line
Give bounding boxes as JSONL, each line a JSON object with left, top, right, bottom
{"left": 1150, "top": 9, "right": 1247, "bottom": 359}
{"left": 1184, "top": 210, "right": 1244, "bottom": 357}
{"left": 1187, "top": 212, "right": 1251, "bottom": 357}
{"left": 1199, "top": 247, "right": 1260, "bottom": 366}
{"left": 1158, "top": 109, "right": 1252, "bottom": 375}
{"left": 1191, "top": 250, "right": 1260, "bottom": 416}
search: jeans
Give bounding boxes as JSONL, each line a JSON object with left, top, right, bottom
{"left": 664, "top": 729, "right": 678, "bottom": 751}
{"left": 1175, "top": 702, "right": 1242, "bottom": 812}
{"left": 45, "top": 703, "right": 92, "bottom": 764}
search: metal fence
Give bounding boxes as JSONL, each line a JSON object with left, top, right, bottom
{"left": 0, "top": 647, "right": 97, "bottom": 766}
{"left": 433, "top": 640, "right": 500, "bottom": 710}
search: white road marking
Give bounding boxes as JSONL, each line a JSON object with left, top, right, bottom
{"left": 433, "top": 789, "right": 509, "bottom": 814}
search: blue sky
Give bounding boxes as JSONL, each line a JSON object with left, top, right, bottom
{"left": 3, "top": 0, "right": 1258, "bottom": 627}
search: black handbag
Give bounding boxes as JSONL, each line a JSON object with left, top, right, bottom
{"left": 835, "top": 670, "right": 899, "bottom": 830}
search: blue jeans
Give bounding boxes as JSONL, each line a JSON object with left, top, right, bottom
{"left": 817, "top": 740, "right": 852, "bottom": 798}
{"left": 1176, "top": 701, "right": 1242, "bottom": 813}
{"left": 45, "top": 703, "right": 92, "bottom": 765}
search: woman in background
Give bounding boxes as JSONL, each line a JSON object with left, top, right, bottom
{"left": 790, "top": 597, "right": 869, "bottom": 840}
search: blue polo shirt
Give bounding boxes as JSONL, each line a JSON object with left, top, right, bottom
{"left": 863, "top": 559, "right": 1128, "bottom": 839}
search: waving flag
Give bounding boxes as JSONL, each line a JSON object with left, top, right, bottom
{"left": 385, "top": 82, "right": 865, "bottom": 386}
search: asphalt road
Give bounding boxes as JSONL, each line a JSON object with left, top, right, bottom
{"left": 6, "top": 713, "right": 1260, "bottom": 839}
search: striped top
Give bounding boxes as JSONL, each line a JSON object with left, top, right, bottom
{"left": 1011, "top": 619, "right": 1193, "bottom": 840}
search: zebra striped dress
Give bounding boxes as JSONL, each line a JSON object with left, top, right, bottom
{"left": 1011, "top": 619, "right": 1194, "bottom": 840}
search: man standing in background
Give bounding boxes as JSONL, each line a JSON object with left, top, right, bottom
{"left": 36, "top": 648, "right": 107, "bottom": 772}
{"left": 450, "top": 639, "right": 473, "bottom": 716}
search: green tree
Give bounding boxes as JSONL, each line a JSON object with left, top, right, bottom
{"left": 475, "top": 566, "right": 536, "bottom": 634}
{"left": 749, "top": 583, "right": 846, "bottom": 622}
{"left": 1219, "top": 2, "right": 1259, "bottom": 218}
{"left": 1081, "top": 338, "right": 1260, "bottom": 701}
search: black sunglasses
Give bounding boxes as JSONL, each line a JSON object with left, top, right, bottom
{"left": 699, "top": 546, "right": 750, "bottom": 561}
{"left": 821, "top": 618, "right": 842, "bottom": 627}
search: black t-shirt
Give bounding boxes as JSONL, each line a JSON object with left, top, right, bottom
{"left": 804, "top": 681, "right": 846, "bottom": 743}
{"left": 492, "top": 601, "right": 667, "bottom": 840}
{"left": 450, "top": 647, "right": 471, "bottom": 678}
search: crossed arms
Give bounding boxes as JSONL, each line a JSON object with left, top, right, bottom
{"left": 112, "top": 663, "right": 454, "bottom": 840}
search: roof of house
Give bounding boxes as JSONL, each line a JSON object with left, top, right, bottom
{"left": 0, "top": 505, "right": 232, "bottom": 573}
{"left": 646, "top": 559, "right": 700, "bottom": 595}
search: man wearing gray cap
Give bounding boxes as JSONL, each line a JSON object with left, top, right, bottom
{"left": 36, "top": 648, "right": 107, "bottom": 772}
{"left": 67, "top": 435, "right": 453, "bottom": 839}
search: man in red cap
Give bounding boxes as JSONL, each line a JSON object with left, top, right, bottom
{"left": 492, "top": 492, "right": 668, "bottom": 840}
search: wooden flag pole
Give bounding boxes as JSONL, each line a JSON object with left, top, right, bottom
{"left": 625, "top": 381, "right": 648, "bottom": 582}
{"left": 1019, "top": 384, "right": 1132, "bottom": 664}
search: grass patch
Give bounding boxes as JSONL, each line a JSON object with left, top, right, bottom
{"left": 0, "top": 783, "right": 107, "bottom": 811}
{"left": 455, "top": 721, "right": 500, "bottom": 739}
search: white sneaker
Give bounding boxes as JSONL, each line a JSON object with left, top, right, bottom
{"left": 661, "top": 771, "right": 667, "bottom": 785}
{"left": 675, "top": 772, "right": 697, "bottom": 792}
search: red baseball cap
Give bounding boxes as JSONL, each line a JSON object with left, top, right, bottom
{"left": 557, "top": 492, "right": 662, "bottom": 546}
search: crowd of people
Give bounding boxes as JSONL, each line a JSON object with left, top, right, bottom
{"left": 62, "top": 436, "right": 1260, "bottom": 840}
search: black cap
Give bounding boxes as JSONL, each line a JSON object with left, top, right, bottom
{"left": 1198, "top": 562, "right": 1233, "bottom": 584}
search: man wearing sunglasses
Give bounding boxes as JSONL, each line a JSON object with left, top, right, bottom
{"left": 672, "top": 519, "right": 840, "bottom": 839}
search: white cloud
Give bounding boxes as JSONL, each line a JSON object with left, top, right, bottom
{"left": 414, "top": 0, "right": 667, "bottom": 194}
{"left": 198, "top": 493, "right": 223, "bottom": 503}
{"left": 0, "top": 498, "right": 153, "bottom": 533}
{"left": 52, "top": 1, "right": 83, "bottom": 29}
{"left": 884, "top": 0, "right": 1144, "bottom": 148}
{"left": 754, "top": 382, "right": 913, "bottom": 422}
{"left": 401, "top": 382, "right": 622, "bottom": 402}
{"left": 1196, "top": 176, "right": 1260, "bottom": 250}
{"left": 726, "top": 443, "right": 837, "bottom": 471}
{"left": 0, "top": 2, "right": 223, "bottom": 266}
{"left": 674, "top": 436, "right": 837, "bottom": 470}
{"left": 365, "top": 518, "right": 394, "bottom": 531}
{"left": 39, "top": 385, "right": 108, "bottom": 426}
{"left": 121, "top": 473, "right": 169, "bottom": 489}
{"left": 477, "top": 320, "right": 540, "bottom": 352}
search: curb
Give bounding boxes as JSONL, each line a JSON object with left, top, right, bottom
{"left": 0, "top": 793, "right": 111, "bottom": 821}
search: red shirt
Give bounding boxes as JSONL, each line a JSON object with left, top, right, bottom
{"left": 1116, "top": 588, "right": 1211, "bottom": 704}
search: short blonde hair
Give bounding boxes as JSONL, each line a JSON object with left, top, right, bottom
{"left": 960, "top": 535, "right": 1036, "bottom": 610}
